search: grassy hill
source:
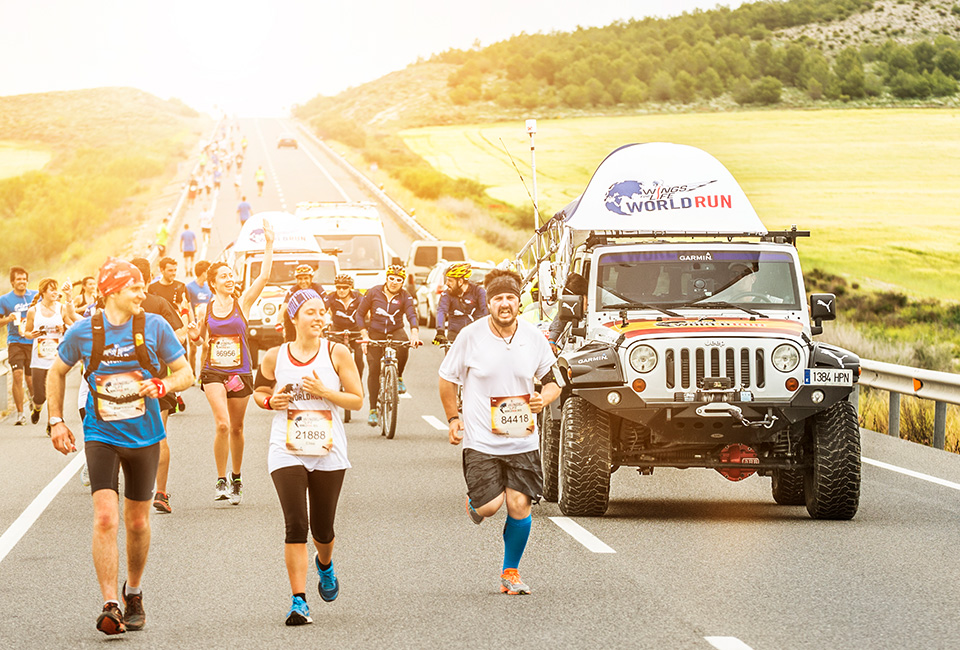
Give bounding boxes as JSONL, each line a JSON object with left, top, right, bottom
{"left": 0, "top": 87, "right": 204, "bottom": 279}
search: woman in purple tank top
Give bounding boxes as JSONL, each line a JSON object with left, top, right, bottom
{"left": 188, "top": 220, "right": 275, "bottom": 505}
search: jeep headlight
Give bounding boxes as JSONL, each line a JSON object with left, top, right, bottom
{"left": 263, "top": 303, "right": 277, "bottom": 316}
{"left": 629, "top": 345, "right": 657, "bottom": 373}
{"left": 772, "top": 344, "right": 800, "bottom": 372}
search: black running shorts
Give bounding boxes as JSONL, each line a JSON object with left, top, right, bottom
{"left": 7, "top": 342, "right": 32, "bottom": 370}
{"left": 85, "top": 441, "right": 161, "bottom": 501}
{"left": 199, "top": 371, "right": 253, "bottom": 398}
{"left": 462, "top": 448, "right": 543, "bottom": 509}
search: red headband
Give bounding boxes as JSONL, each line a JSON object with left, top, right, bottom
{"left": 98, "top": 257, "right": 143, "bottom": 298}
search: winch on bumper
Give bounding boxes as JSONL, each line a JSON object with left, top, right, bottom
{"left": 556, "top": 339, "right": 858, "bottom": 443}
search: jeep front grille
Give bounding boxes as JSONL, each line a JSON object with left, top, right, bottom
{"left": 664, "top": 346, "right": 765, "bottom": 390}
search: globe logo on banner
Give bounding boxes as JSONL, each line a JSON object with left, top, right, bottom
{"left": 603, "top": 179, "right": 722, "bottom": 216}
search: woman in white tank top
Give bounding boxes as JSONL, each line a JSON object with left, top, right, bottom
{"left": 25, "top": 277, "right": 77, "bottom": 432}
{"left": 253, "top": 288, "right": 362, "bottom": 626}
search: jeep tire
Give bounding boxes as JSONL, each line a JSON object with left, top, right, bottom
{"left": 771, "top": 467, "right": 805, "bottom": 505}
{"left": 540, "top": 404, "right": 561, "bottom": 502}
{"left": 559, "top": 397, "right": 612, "bottom": 516}
{"left": 804, "top": 400, "right": 861, "bottom": 520}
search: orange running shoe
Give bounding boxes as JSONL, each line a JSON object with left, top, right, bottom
{"left": 500, "top": 569, "right": 531, "bottom": 595}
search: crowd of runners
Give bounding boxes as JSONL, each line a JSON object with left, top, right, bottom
{"left": 6, "top": 123, "right": 561, "bottom": 636}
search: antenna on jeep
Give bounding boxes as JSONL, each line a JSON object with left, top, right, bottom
{"left": 499, "top": 138, "right": 545, "bottom": 228}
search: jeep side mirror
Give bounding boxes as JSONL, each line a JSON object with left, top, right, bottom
{"left": 558, "top": 295, "right": 583, "bottom": 323}
{"left": 391, "top": 256, "right": 402, "bottom": 265}
{"left": 810, "top": 292, "right": 836, "bottom": 335}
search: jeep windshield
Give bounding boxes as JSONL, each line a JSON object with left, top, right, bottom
{"left": 595, "top": 250, "right": 801, "bottom": 311}
{"left": 249, "top": 259, "right": 338, "bottom": 286}
{"left": 312, "top": 235, "right": 384, "bottom": 271}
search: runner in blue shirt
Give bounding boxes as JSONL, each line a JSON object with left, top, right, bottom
{"left": 237, "top": 196, "right": 252, "bottom": 225}
{"left": 47, "top": 257, "right": 193, "bottom": 636}
{"left": 0, "top": 266, "right": 39, "bottom": 424}
{"left": 180, "top": 224, "right": 198, "bottom": 278}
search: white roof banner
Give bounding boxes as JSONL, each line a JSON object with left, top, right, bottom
{"left": 232, "top": 211, "right": 321, "bottom": 253}
{"left": 561, "top": 143, "right": 767, "bottom": 235}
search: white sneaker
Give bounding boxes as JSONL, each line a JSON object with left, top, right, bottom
{"left": 80, "top": 463, "right": 90, "bottom": 487}
{"left": 215, "top": 478, "right": 230, "bottom": 501}
{"left": 229, "top": 478, "right": 243, "bottom": 505}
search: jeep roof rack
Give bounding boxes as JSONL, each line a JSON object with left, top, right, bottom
{"left": 583, "top": 226, "right": 810, "bottom": 249}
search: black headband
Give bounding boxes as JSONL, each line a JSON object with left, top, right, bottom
{"left": 486, "top": 276, "right": 522, "bottom": 300}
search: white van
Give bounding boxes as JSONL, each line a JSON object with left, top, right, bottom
{"left": 221, "top": 211, "right": 339, "bottom": 363}
{"left": 295, "top": 202, "right": 391, "bottom": 292}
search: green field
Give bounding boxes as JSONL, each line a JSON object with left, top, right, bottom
{"left": 0, "top": 142, "right": 50, "bottom": 179}
{"left": 400, "top": 109, "right": 960, "bottom": 300}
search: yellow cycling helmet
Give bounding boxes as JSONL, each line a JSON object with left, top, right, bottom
{"left": 295, "top": 264, "right": 313, "bottom": 277}
{"left": 386, "top": 264, "right": 407, "bottom": 281}
{"left": 445, "top": 262, "right": 473, "bottom": 279}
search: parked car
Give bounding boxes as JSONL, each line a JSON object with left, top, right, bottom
{"left": 277, "top": 134, "right": 298, "bottom": 149}
{"left": 416, "top": 261, "right": 494, "bottom": 328}
{"left": 406, "top": 240, "right": 468, "bottom": 295}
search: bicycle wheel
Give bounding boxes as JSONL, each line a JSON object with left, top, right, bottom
{"left": 381, "top": 364, "right": 399, "bottom": 439}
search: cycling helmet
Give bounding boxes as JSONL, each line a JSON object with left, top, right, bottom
{"left": 386, "top": 264, "right": 407, "bottom": 280}
{"left": 445, "top": 262, "right": 473, "bottom": 279}
{"left": 334, "top": 274, "right": 354, "bottom": 287}
{"left": 295, "top": 264, "right": 313, "bottom": 277}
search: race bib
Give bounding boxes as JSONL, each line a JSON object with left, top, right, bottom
{"left": 37, "top": 337, "right": 59, "bottom": 360}
{"left": 210, "top": 335, "right": 243, "bottom": 368}
{"left": 95, "top": 371, "right": 145, "bottom": 422}
{"left": 286, "top": 409, "right": 334, "bottom": 456}
{"left": 490, "top": 395, "right": 535, "bottom": 437}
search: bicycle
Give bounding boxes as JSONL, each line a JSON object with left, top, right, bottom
{"left": 326, "top": 329, "right": 364, "bottom": 423}
{"left": 363, "top": 337, "right": 413, "bottom": 439}
{"left": 436, "top": 338, "right": 463, "bottom": 414}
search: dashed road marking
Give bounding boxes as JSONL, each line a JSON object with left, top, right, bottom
{"left": 276, "top": 118, "right": 351, "bottom": 201}
{"left": 399, "top": 393, "right": 412, "bottom": 400}
{"left": 422, "top": 415, "right": 447, "bottom": 430}
{"left": 548, "top": 516, "right": 616, "bottom": 553}
{"left": 254, "top": 120, "right": 286, "bottom": 210}
{"left": 863, "top": 456, "right": 960, "bottom": 491}
{"left": 705, "top": 637, "right": 754, "bottom": 650}
{"left": 0, "top": 452, "right": 84, "bottom": 564}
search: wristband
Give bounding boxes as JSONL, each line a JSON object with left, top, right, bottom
{"left": 447, "top": 415, "right": 460, "bottom": 423}
{"left": 264, "top": 396, "right": 272, "bottom": 410}
{"left": 150, "top": 378, "right": 167, "bottom": 398}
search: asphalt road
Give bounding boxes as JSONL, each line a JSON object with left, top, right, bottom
{"left": 2, "top": 119, "right": 960, "bottom": 649}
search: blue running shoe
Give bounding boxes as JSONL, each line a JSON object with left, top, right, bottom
{"left": 285, "top": 595, "right": 312, "bottom": 626}
{"left": 397, "top": 377, "right": 407, "bottom": 394}
{"left": 315, "top": 555, "right": 340, "bottom": 602}
{"left": 367, "top": 410, "right": 378, "bottom": 427}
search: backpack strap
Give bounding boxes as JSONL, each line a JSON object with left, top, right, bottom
{"left": 84, "top": 311, "right": 105, "bottom": 380}
{"left": 132, "top": 311, "right": 160, "bottom": 379}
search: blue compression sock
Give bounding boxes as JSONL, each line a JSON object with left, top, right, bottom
{"left": 502, "top": 514, "right": 532, "bottom": 571}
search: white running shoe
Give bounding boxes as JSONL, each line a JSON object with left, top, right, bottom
{"left": 215, "top": 478, "right": 230, "bottom": 501}
{"left": 229, "top": 478, "right": 242, "bottom": 505}
{"left": 80, "top": 463, "right": 90, "bottom": 487}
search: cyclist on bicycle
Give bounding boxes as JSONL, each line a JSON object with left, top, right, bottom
{"left": 433, "top": 262, "right": 487, "bottom": 346}
{"left": 325, "top": 274, "right": 364, "bottom": 380}
{"left": 255, "top": 165, "right": 266, "bottom": 197}
{"left": 355, "top": 264, "right": 421, "bottom": 427}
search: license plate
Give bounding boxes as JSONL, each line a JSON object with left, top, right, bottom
{"left": 803, "top": 369, "right": 852, "bottom": 386}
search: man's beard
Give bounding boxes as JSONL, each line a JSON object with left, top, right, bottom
{"left": 490, "top": 308, "right": 517, "bottom": 329}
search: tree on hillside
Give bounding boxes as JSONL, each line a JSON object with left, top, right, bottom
{"left": 698, "top": 68, "right": 725, "bottom": 98}
{"left": 674, "top": 71, "right": 697, "bottom": 103}
{"left": 650, "top": 70, "right": 674, "bottom": 101}
{"left": 936, "top": 49, "right": 960, "bottom": 79}
{"left": 912, "top": 41, "right": 938, "bottom": 74}
{"left": 834, "top": 47, "right": 866, "bottom": 99}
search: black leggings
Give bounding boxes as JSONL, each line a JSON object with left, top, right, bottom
{"left": 366, "top": 329, "right": 409, "bottom": 410}
{"left": 271, "top": 466, "right": 346, "bottom": 545}
{"left": 31, "top": 367, "right": 48, "bottom": 405}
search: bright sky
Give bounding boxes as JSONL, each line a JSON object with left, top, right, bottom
{"left": 3, "top": 0, "right": 744, "bottom": 117}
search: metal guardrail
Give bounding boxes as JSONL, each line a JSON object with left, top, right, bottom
{"left": 859, "top": 359, "right": 960, "bottom": 450}
{"left": 293, "top": 121, "right": 436, "bottom": 242}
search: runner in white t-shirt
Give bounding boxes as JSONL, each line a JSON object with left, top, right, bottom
{"left": 253, "top": 289, "right": 362, "bottom": 625}
{"left": 438, "top": 268, "right": 560, "bottom": 596}
{"left": 198, "top": 204, "right": 214, "bottom": 248}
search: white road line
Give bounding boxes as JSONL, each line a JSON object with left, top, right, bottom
{"left": 422, "top": 415, "right": 447, "bottom": 430}
{"left": 862, "top": 456, "right": 960, "bottom": 491}
{"left": 548, "top": 516, "right": 616, "bottom": 553}
{"left": 705, "top": 637, "right": 754, "bottom": 650}
{"left": 278, "top": 118, "right": 351, "bottom": 201}
{"left": 254, "top": 120, "right": 286, "bottom": 209}
{"left": 399, "top": 393, "right": 412, "bottom": 399}
{"left": 0, "top": 452, "right": 84, "bottom": 564}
